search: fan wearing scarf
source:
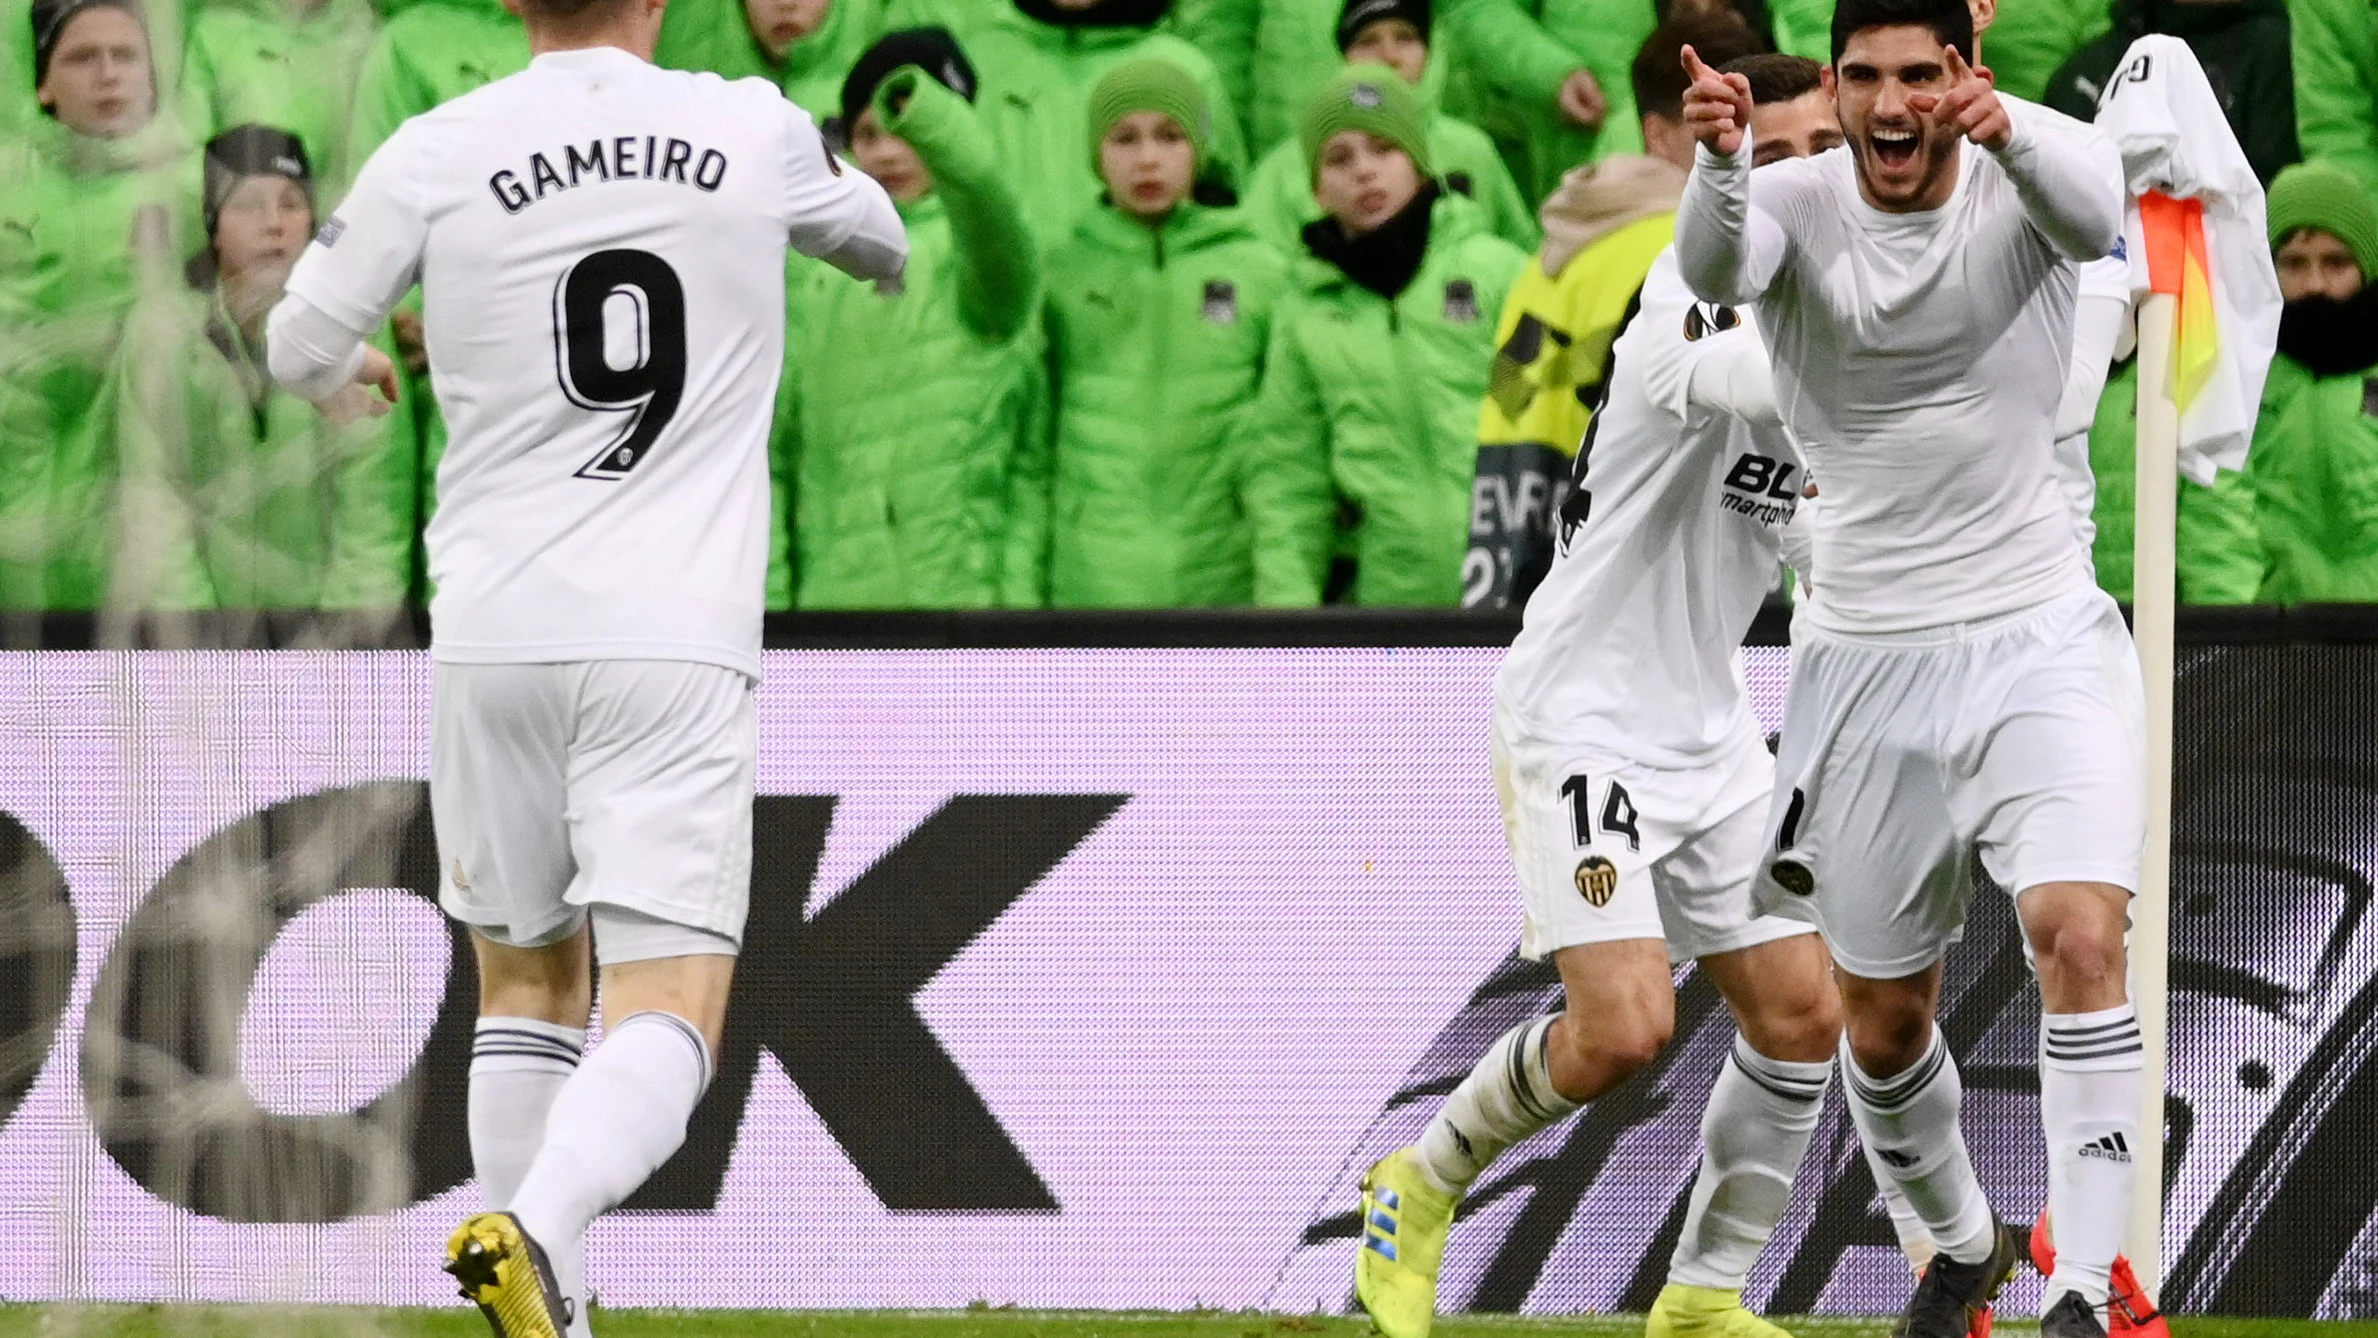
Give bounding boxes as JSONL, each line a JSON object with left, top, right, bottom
{"left": 1243, "top": 66, "right": 1525, "bottom": 606}
{"left": 2248, "top": 161, "right": 2378, "bottom": 602}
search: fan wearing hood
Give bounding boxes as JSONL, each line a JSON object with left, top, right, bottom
{"left": 2245, "top": 162, "right": 2378, "bottom": 602}
{"left": 1244, "top": 67, "right": 1526, "bottom": 606}
{"left": 1240, "top": 0, "right": 1535, "bottom": 251}
{"left": 775, "top": 32, "right": 1049, "bottom": 608}
{"left": 1041, "top": 57, "right": 1289, "bottom": 606}
{"left": 880, "top": 0, "right": 1246, "bottom": 241}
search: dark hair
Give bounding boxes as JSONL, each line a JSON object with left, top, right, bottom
{"left": 1829, "top": 0, "right": 1972, "bottom": 65}
{"left": 840, "top": 27, "right": 975, "bottom": 136}
{"left": 1724, "top": 52, "right": 1824, "bottom": 105}
{"left": 512, "top": 0, "right": 631, "bottom": 22}
{"left": 1631, "top": 8, "right": 1765, "bottom": 122}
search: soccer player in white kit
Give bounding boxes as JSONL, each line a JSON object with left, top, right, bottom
{"left": 261, "top": 0, "right": 906, "bottom": 1328}
{"left": 1353, "top": 59, "right": 1856, "bottom": 1338}
{"left": 1675, "top": 0, "right": 2143, "bottom": 1335}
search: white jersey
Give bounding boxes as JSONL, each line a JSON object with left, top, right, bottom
{"left": 1674, "top": 97, "right": 2126, "bottom": 635}
{"left": 1496, "top": 249, "right": 1799, "bottom": 768}
{"left": 284, "top": 48, "right": 902, "bottom": 677}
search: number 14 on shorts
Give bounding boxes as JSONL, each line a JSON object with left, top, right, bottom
{"left": 1559, "top": 773, "right": 1642, "bottom": 851}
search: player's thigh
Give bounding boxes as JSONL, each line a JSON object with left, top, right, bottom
{"left": 1754, "top": 632, "right": 1973, "bottom": 980}
{"left": 1960, "top": 590, "right": 2148, "bottom": 900}
{"left": 1652, "top": 733, "right": 1819, "bottom": 966}
{"left": 1492, "top": 721, "right": 1673, "bottom": 963}
{"left": 432, "top": 662, "right": 581, "bottom": 949}
{"left": 563, "top": 660, "right": 759, "bottom": 946}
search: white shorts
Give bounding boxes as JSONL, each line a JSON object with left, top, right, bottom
{"left": 1493, "top": 708, "right": 1816, "bottom": 964}
{"left": 433, "top": 659, "right": 758, "bottom": 951}
{"left": 1753, "top": 586, "right": 2147, "bottom": 979}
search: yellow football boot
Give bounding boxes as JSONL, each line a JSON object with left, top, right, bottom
{"left": 444, "top": 1211, "right": 571, "bottom": 1338}
{"left": 1647, "top": 1283, "right": 1798, "bottom": 1338}
{"left": 1352, "top": 1148, "right": 1458, "bottom": 1338}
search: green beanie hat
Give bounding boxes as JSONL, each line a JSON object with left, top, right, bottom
{"left": 2267, "top": 162, "right": 2378, "bottom": 280}
{"left": 1300, "top": 63, "right": 1434, "bottom": 184}
{"left": 1087, "top": 57, "right": 1214, "bottom": 174}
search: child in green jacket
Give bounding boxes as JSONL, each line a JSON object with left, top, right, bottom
{"left": 1239, "top": 0, "right": 1534, "bottom": 252}
{"left": 1245, "top": 66, "right": 1525, "bottom": 606}
{"left": 1042, "top": 57, "right": 1288, "bottom": 606}
{"left": 776, "top": 30, "right": 1049, "bottom": 608}
{"left": 652, "top": 0, "right": 880, "bottom": 125}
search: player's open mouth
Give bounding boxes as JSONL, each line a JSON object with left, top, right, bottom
{"left": 1871, "top": 128, "right": 1919, "bottom": 170}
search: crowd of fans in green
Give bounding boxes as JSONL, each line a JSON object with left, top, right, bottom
{"left": 1, "top": 0, "right": 2375, "bottom": 613}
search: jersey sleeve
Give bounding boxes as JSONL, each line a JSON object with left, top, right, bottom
{"left": 1675, "top": 140, "right": 1801, "bottom": 306}
{"left": 283, "top": 127, "right": 430, "bottom": 337}
{"left": 772, "top": 94, "right": 907, "bottom": 280}
{"left": 1631, "top": 252, "right": 1768, "bottom": 428}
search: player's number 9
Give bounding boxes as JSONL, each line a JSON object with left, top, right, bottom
{"left": 553, "top": 248, "right": 688, "bottom": 480}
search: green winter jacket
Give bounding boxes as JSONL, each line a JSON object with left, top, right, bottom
{"left": 2045, "top": 0, "right": 2298, "bottom": 184}
{"left": 1245, "top": 190, "right": 1526, "bottom": 605}
{"left": 1242, "top": 0, "right": 1451, "bottom": 157}
{"left": 2291, "top": 0, "right": 2378, "bottom": 196}
{"left": 130, "top": 289, "right": 407, "bottom": 607}
{"left": 1981, "top": 0, "right": 2111, "bottom": 104}
{"left": 1434, "top": 0, "right": 1645, "bottom": 197}
{"left": 775, "top": 67, "right": 1048, "bottom": 609}
{"left": 1042, "top": 201, "right": 1287, "bottom": 606}
{"left": 883, "top": 0, "right": 1247, "bottom": 241}
{"left": 653, "top": 0, "right": 882, "bottom": 124}
{"left": 343, "top": 0, "right": 527, "bottom": 165}
{"left": 2085, "top": 360, "right": 2267, "bottom": 604}
{"left": 1240, "top": 105, "right": 1537, "bottom": 252}
{"left": 2250, "top": 354, "right": 2378, "bottom": 601}
{"left": 180, "top": 0, "right": 382, "bottom": 188}
{"left": 0, "top": 119, "right": 202, "bottom": 608}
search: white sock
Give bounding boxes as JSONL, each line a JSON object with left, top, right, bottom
{"left": 1669, "top": 1034, "right": 1830, "bottom": 1290}
{"left": 1415, "top": 1014, "right": 1580, "bottom": 1192}
{"left": 1864, "top": 1147, "right": 1938, "bottom": 1271}
{"left": 1839, "top": 1029, "right": 1996, "bottom": 1265}
{"left": 509, "top": 1011, "right": 711, "bottom": 1260}
{"left": 469, "top": 1018, "right": 593, "bottom": 1338}
{"left": 2039, "top": 1003, "right": 2143, "bottom": 1313}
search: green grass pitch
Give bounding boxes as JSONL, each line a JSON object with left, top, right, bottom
{"left": 1, "top": 1312, "right": 2370, "bottom": 1338}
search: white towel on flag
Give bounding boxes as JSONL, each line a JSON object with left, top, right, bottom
{"left": 2088, "top": 34, "right": 2282, "bottom": 483}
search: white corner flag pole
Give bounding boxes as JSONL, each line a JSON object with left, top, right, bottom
{"left": 2127, "top": 288, "right": 2180, "bottom": 1296}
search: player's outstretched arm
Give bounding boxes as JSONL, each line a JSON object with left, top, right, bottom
{"left": 778, "top": 100, "right": 908, "bottom": 283}
{"left": 1923, "top": 48, "right": 2122, "bottom": 260}
{"left": 269, "top": 130, "right": 423, "bottom": 419}
{"left": 871, "top": 68, "right": 1040, "bottom": 343}
{"left": 266, "top": 295, "right": 399, "bottom": 422}
{"left": 1673, "top": 44, "right": 1790, "bottom": 306}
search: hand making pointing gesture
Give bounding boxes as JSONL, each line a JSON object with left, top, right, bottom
{"left": 1910, "top": 44, "right": 2012, "bottom": 151}
{"left": 1679, "top": 44, "right": 1754, "bottom": 156}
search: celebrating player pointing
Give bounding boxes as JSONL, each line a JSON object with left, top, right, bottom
{"left": 1675, "top": 3, "right": 2141, "bottom": 1338}
{"left": 264, "top": 0, "right": 906, "bottom": 1328}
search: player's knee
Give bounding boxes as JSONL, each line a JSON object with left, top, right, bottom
{"left": 2034, "top": 914, "right": 2128, "bottom": 1003}
{"left": 1843, "top": 1001, "right": 1933, "bottom": 1078}
{"left": 1549, "top": 1001, "right": 1673, "bottom": 1086}
{"left": 1745, "top": 982, "right": 1842, "bottom": 1064}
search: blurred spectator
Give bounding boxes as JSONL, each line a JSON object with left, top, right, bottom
{"left": 1971, "top": 0, "right": 2110, "bottom": 104}
{"left": 109, "top": 127, "right": 405, "bottom": 607}
{"left": 2045, "top": 0, "right": 2298, "bottom": 185}
{"left": 1464, "top": 13, "right": 1757, "bottom": 607}
{"left": 2291, "top": 0, "right": 2378, "bottom": 197}
{"left": 1241, "top": 0, "right": 1536, "bottom": 251}
{"left": 652, "top": 0, "right": 880, "bottom": 125}
{"left": 885, "top": 0, "right": 1245, "bottom": 240}
{"left": 344, "top": 0, "right": 524, "bottom": 165}
{"left": 180, "top": 0, "right": 381, "bottom": 187}
{"left": 1245, "top": 67, "right": 1526, "bottom": 605}
{"left": 1042, "top": 59, "right": 1287, "bottom": 605}
{"left": 2083, "top": 370, "right": 2265, "bottom": 603}
{"left": 775, "top": 34, "right": 1047, "bottom": 608}
{"left": 1430, "top": 0, "right": 1787, "bottom": 198}
{"left": 2248, "top": 162, "right": 2378, "bottom": 601}
{"left": 0, "top": 0, "right": 202, "bottom": 608}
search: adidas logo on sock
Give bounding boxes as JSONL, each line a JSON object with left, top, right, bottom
{"left": 2079, "top": 1131, "right": 2133, "bottom": 1163}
